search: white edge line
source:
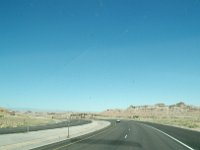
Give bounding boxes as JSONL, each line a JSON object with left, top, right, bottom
{"left": 144, "top": 124, "right": 195, "bottom": 150}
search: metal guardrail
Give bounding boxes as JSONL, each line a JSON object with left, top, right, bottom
{"left": 0, "top": 120, "right": 91, "bottom": 134}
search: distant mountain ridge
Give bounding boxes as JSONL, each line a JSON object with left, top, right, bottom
{"left": 101, "top": 102, "right": 200, "bottom": 118}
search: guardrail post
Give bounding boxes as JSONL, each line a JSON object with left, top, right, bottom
{"left": 67, "top": 114, "right": 71, "bottom": 138}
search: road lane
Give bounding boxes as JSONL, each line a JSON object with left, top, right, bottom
{"left": 141, "top": 121, "right": 200, "bottom": 150}
{"left": 35, "top": 120, "right": 193, "bottom": 150}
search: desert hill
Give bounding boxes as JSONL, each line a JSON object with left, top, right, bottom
{"left": 101, "top": 102, "right": 200, "bottom": 130}
{"left": 101, "top": 102, "right": 200, "bottom": 118}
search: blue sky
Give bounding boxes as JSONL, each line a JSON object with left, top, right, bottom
{"left": 0, "top": 0, "right": 200, "bottom": 112}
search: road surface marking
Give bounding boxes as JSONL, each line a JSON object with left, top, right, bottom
{"left": 144, "top": 124, "right": 195, "bottom": 150}
{"left": 53, "top": 125, "right": 114, "bottom": 150}
{"left": 124, "top": 134, "right": 127, "bottom": 139}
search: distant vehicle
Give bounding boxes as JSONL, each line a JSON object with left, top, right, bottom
{"left": 116, "top": 119, "right": 120, "bottom": 123}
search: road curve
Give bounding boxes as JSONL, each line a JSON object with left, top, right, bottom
{"left": 0, "top": 120, "right": 110, "bottom": 150}
{"left": 34, "top": 120, "right": 199, "bottom": 150}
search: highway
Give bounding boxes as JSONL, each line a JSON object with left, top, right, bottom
{"left": 33, "top": 120, "right": 199, "bottom": 150}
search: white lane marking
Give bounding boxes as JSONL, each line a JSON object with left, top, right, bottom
{"left": 124, "top": 134, "right": 127, "bottom": 139}
{"left": 144, "top": 124, "right": 195, "bottom": 150}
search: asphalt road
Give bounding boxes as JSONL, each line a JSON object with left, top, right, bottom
{"left": 33, "top": 120, "right": 198, "bottom": 150}
{"left": 141, "top": 121, "right": 200, "bottom": 150}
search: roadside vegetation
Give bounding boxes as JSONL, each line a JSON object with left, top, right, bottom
{"left": 137, "top": 116, "right": 200, "bottom": 130}
{"left": 0, "top": 107, "right": 92, "bottom": 129}
{"left": 0, "top": 108, "right": 56, "bottom": 128}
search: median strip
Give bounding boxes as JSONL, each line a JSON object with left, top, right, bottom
{"left": 0, "top": 120, "right": 110, "bottom": 150}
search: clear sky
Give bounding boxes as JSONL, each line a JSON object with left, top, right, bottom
{"left": 0, "top": 0, "right": 200, "bottom": 112}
